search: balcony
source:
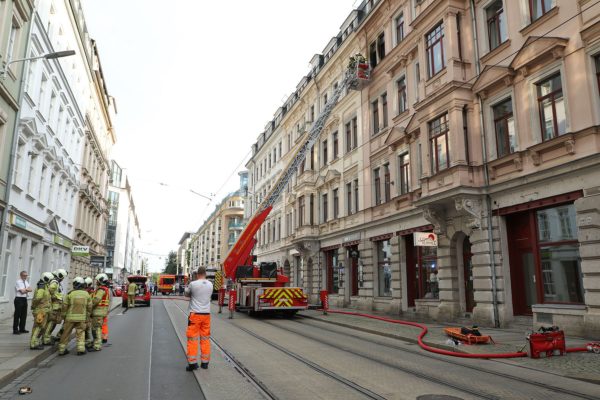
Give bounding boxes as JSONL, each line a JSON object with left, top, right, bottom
{"left": 228, "top": 222, "right": 244, "bottom": 230}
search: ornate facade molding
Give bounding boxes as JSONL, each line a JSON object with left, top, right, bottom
{"left": 455, "top": 197, "right": 482, "bottom": 230}
{"left": 423, "top": 206, "right": 446, "bottom": 234}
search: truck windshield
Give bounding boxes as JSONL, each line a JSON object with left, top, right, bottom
{"left": 162, "top": 278, "right": 174, "bottom": 284}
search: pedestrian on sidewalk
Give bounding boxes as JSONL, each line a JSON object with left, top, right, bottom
{"left": 14, "top": 271, "right": 32, "bottom": 335}
{"left": 185, "top": 267, "right": 213, "bottom": 371}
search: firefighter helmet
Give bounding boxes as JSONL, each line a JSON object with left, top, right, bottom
{"left": 54, "top": 269, "right": 67, "bottom": 281}
{"left": 95, "top": 273, "right": 109, "bottom": 286}
{"left": 73, "top": 277, "right": 85, "bottom": 289}
{"left": 84, "top": 277, "right": 93, "bottom": 288}
{"left": 41, "top": 272, "right": 54, "bottom": 284}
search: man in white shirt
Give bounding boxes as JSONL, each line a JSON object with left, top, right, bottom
{"left": 14, "top": 271, "right": 32, "bottom": 334}
{"left": 184, "top": 267, "right": 213, "bottom": 371}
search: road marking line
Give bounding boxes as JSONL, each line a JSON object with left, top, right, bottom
{"left": 147, "top": 301, "right": 154, "bottom": 400}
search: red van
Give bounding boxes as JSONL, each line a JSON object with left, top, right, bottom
{"left": 122, "top": 275, "right": 151, "bottom": 307}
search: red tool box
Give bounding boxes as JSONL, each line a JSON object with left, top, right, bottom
{"left": 528, "top": 328, "right": 566, "bottom": 358}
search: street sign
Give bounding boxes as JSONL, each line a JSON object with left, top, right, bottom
{"left": 72, "top": 245, "right": 90, "bottom": 256}
{"left": 413, "top": 232, "right": 438, "bottom": 247}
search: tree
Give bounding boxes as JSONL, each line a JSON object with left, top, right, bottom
{"left": 163, "top": 251, "right": 178, "bottom": 274}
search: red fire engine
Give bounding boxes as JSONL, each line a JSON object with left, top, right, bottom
{"left": 220, "top": 58, "right": 369, "bottom": 317}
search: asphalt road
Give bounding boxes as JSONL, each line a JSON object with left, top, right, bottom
{"left": 0, "top": 301, "right": 203, "bottom": 400}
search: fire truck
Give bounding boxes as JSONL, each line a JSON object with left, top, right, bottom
{"left": 221, "top": 57, "right": 369, "bottom": 316}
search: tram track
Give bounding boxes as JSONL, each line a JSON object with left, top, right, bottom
{"left": 284, "top": 316, "right": 599, "bottom": 400}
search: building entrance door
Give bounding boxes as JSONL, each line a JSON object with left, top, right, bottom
{"left": 507, "top": 213, "right": 537, "bottom": 315}
{"left": 348, "top": 246, "right": 359, "bottom": 296}
{"left": 463, "top": 238, "right": 475, "bottom": 313}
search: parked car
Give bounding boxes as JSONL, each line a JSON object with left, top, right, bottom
{"left": 122, "top": 275, "right": 151, "bottom": 307}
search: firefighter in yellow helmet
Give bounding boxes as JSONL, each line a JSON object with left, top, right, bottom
{"left": 58, "top": 277, "right": 92, "bottom": 356}
{"left": 43, "top": 268, "right": 67, "bottom": 345}
{"left": 127, "top": 278, "right": 137, "bottom": 308}
{"left": 30, "top": 272, "right": 53, "bottom": 350}
{"left": 89, "top": 273, "right": 111, "bottom": 352}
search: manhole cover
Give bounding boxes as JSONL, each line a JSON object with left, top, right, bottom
{"left": 417, "top": 396, "right": 464, "bottom": 400}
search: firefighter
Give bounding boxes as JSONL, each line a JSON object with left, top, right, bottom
{"left": 185, "top": 267, "right": 213, "bottom": 371}
{"left": 43, "top": 268, "right": 67, "bottom": 345}
{"left": 127, "top": 279, "right": 137, "bottom": 308}
{"left": 83, "top": 277, "right": 95, "bottom": 349}
{"left": 89, "top": 273, "right": 110, "bottom": 352}
{"left": 30, "top": 272, "right": 54, "bottom": 350}
{"left": 58, "top": 277, "right": 92, "bottom": 356}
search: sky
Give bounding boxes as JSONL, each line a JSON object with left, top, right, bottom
{"left": 81, "top": 0, "right": 359, "bottom": 272}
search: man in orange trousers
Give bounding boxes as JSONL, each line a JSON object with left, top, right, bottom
{"left": 185, "top": 267, "right": 213, "bottom": 371}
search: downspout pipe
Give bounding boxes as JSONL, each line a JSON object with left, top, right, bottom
{"left": 469, "top": 0, "right": 500, "bottom": 328}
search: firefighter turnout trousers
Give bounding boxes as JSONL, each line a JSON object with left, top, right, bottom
{"left": 59, "top": 321, "right": 86, "bottom": 354}
{"left": 186, "top": 313, "right": 210, "bottom": 364}
{"left": 91, "top": 316, "right": 105, "bottom": 350}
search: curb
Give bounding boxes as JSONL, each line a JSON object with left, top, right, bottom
{"left": 0, "top": 301, "right": 122, "bottom": 389}
{"left": 298, "top": 312, "right": 465, "bottom": 353}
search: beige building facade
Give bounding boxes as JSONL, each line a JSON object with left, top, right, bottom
{"left": 246, "top": 0, "right": 600, "bottom": 336}
{"left": 189, "top": 187, "right": 246, "bottom": 272}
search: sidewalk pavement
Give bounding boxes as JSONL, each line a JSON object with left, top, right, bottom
{"left": 0, "top": 297, "right": 122, "bottom": 389}
{"left": 299, "top": 308, "right": 600, "bottom": 383}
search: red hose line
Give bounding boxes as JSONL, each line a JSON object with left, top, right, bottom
{"left": 321, "top": 309, "right": 588, "bottom": 358}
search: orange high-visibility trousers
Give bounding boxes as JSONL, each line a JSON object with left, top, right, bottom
{"left": 186, "top": 313, "right": 210, "bottom": 364}
{"left": 101, "top": 317, "right": 108, "bottom": 341}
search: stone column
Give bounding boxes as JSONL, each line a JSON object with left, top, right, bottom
{"left": 390, "top": 235, "right": 402, "bottom": 314}
{"left": 436, "top": 233, "right": 458, "bottom": 321}
{"left": 357, "top": 240, "right": 374, "bottom": 310}
{"left": 576, "top": 190, "right": 600, "bottom": 336}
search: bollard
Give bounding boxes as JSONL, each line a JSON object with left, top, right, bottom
{"left": 228, "top": 289, "right": 237, "bottom": 319}
{"left": 320, "top": 290, "right": 329, "bottom": 315}
{"left": 218, "top": 288, "right": 225, "bottom": 314}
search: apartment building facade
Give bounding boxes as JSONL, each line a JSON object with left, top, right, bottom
{"left": 246, "top": 0, "right": 600, "bottom": 336}
{"left": 189, "top": 176, "right": 247, "bottom": 272}
{"left": 0, "top": 0, "right": 33, "bottom": 316}
{"left": 177, "top": 231, "right": 192, "bottom": 277}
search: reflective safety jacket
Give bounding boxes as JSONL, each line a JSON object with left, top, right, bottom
{"left": 31, "top": 281, "right": 51, "bottom": 313}
{"left": 62, "top": 289, "right": 92, "bottom": 322}
{"left": 92, "top": 286, "right": 111, "bottom": 317}
{"left": 48, "top": 280, "right": 63, "bottom": 311}
{"left": 127, "top": 283, "right": 137, "bottom": 296}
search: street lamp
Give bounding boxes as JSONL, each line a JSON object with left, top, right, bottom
{"left": 1, "top": 50, "right": 76, "bottom": 79}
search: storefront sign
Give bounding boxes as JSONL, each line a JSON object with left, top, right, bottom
{"left": 413, "top": 232, "right": 438, "bottom": 247}
{"left": 54, "top": 235, "right": 72, "bottom": 249}
{"left": 10, "top": 213, "right": 45, "bottom": 236}
{"left": 72, "top": 245, "right": 90, "bottom": 257}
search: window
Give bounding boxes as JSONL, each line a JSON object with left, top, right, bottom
{"left": 374, "top": 168, "right": 381, "bottom": 205}
{"left": 371, "top": 99, "right": 379, "bottom": 134}
{"left": 381, "top": 93, "right": 388, "bottom": 128}
{"left": 383, "top": 164, "right": 391, "bottom": 202}
{"left": 395, "top": 13, "right": 405, "bottom": 45}
{"left": 322, "top": 139, "right": 328, "bottom": 166}
{"left": 27, "top": 154, "right": 37, "bottom": 193}
{"left": 333, "top": 131, "right": 339, "bottom": 159}
{"left": 310, "top": 105, "right": 315, "bottom": 122}
{"left": 298, "top": 196, "right": 305, "bottom": 226}
{"left": 309, "top": 194, "right": 314, "bottom": 225}
{"left": 326, "top": 249, "right": 339, "bottom": 294}
{"left": 346, "top": 182, "right": 353, "bottom": 215}
{"left": 0, "top": 235, "right": 14, "bottom": 297}
{"left": 595, "top": 55, "right": 600, "bottom": 93}
{"left": 537, "top": 74, "right": 565, "bottom": 141}
{"left": 369, "top": 32, "right": 386, "bottom": 68}
{"left": 352, "top": 117, "right": 358, "bottom": 149}
{"left": 6, "top": 20, "right": 19, "bottom": 64}
{"left": 415, "top": 62, "right": 421, "bottom": 102}
{"left": 354, "top": 179, "right": 359, "bottom": 212}
{"left": 38, "top": 165, "right": 47, "bottom": 200}
{"left": 429, "top": 113, "right": 450, "bottom": 173}
{"left": 397, "top": 77, "right": 407, "bottom": 114}
{"left": 426, "top": 23, "right": 445, "bottom": 78}
{"left": 536, "top": 205, "right": 582, "bottom": 303}
{"left": 345, "top": 122, "right": 352, "bottom": 153}
{"left": 14, "top": 141, "right": 25, "bottom": 186}
{"left": 399, "top": 153, "right": 410, "bottom": 194}
{"left": 376, "top": 239, "right": 393, "bottom": 297}
{"left": 491, "top": 98, "right": 516, "bottom": 158}
{"left": 487, "top": 0, "right": 507, "bottom": 50}
{"left": 323, "top": 93, "right": 328, "bottom": 107}
{"left": 333, "top": 189, "right": 339, "bottom": 219}
{"left": 529, "top": 0, "right": 555, "bottom": 23}
{"left": 322, "top": 193, "right": 328, "bottom": 223}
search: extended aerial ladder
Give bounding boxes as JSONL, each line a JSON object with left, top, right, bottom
{"left": 219, "top": 56, "right": 370, "bottom": 317}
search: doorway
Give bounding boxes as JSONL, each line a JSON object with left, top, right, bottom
{"left": 507, "top": 213, "right": 537, "bottom": 315}
{"left": 347, "top": 246, "right": 359, "bottom": 296}
{"left": 463, "top": 238, "right": 475, "bottom": 313}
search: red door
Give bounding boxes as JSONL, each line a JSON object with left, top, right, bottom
{"left": 405, "top": 237, "right": 417, "bottom": 307}
{"left": 507, "top": 212, "right": 538, "bottom": 315}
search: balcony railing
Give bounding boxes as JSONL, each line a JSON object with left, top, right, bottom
{"left": 228, "top": 222, "right": 244, "bottom": 230}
